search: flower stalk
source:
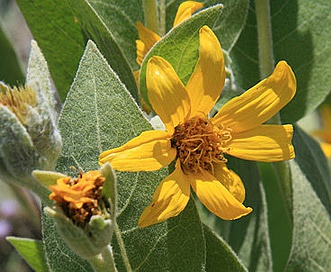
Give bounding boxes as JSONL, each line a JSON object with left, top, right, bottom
{"left": 255, "top": 0, "right": 293, "bottom": 217}
{"left": 143, "top": 0, "right": 159, "bottom": 34}
{"left": 88, "top": 245, "right": 118, "bottom": 272}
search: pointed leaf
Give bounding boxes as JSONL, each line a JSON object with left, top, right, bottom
{"left": 86, "top": 0, "right": 144, "bottom": 70}
{"left": 6, "top": 237, "right": 48, "bottom": 272}
{"left": 166, "top": 0, "right": 249, "bottom": 51}
{"left": 67, "top": 0, "right": 139, "bottom": 101}
{"left": 42, "top": 208, "right": 93, "bottom": 272}
{"left": 226, "top": 159, "right": 273, "bottom": 272}
{"left": 17, "top": 0, "right": 138, "bottom": 101}
{"left": 286, "top": 160, "right": 331, "bottom": 271}
{"left": 203, "top": 224, "right": 247, "bottom": 271}
{"left": 54, "top": 40, "right": 207, "bottom": 271}
{"left": 285, "top": 125, "right": 331, "bottom": 271}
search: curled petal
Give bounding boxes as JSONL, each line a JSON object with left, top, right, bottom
{"left": 173, "top": 1, "right": 204, "bottom": 27}
{"left": 214, "top": 163, "right": 246, "bottom": 203}
{"left": 187, "top": 25, "right": 225, "bottom": 117}
{"left": 99, "top": 130, "right": 176, "bottom": 171}
{"left": 190, "top": 170, "right": 252, "bottom": 220}
{"left": 213, "top": 61, "right": 296, "bottom": 133}
{"left": 226, "top": 124, "right": 295, "bottom": 162}
{"left": 138, "top": 160, "right": 191, "bottom": 227}
{"left": 147, "top": 56, "right": 191, "bottom": 133}
{"left": 136, "top": 22, "right": 161, "bottom": 66}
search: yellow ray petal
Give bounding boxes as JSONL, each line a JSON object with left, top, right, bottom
{"left": 136, "top": 22, "right": 161, "bottom": 66}
{"left": 190, "top": 170, "right": 252, "bottom": 220}
{"left": 99, "top": 130, "right": 176, "bottom": 171}
{"left": 147, "top": 56, "right": 191, "bottom": 133}
{"left": 214, "top": 163, "right": 246, "bottom": 203}
{"left": 173, "top": 1, "right": 204, "bottom": 27}
{"left": 186, "top": 25, "right": 225, "bottom": 117}
{"left": 212, "top": 61, "right": 296, "bottom": 133}
{"left": 226, "top": 124, "right": 295, "bottom": 162}
{"left": 138, "top": 160, "right": 191, "bottom": 227}
{"left": 320, "top": 142, "right": 331, "bottom": 158}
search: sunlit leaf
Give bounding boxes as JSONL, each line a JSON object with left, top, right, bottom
{"left": 139, "top": 4, "right": 224, "bottom": 106}
{"left": 17, "top": 0, "right": 138, "bottom": 101}
{"left": 86, "top": 0, "right": 144, "bottom": 70}
{"left": 6, "top": 237, "right": 48, "bottom": 272}
{"left": 166, "top": 0, "right": 249, "bottom": 51}
{"left": 52, "top": 40, "right": 208, "bottom": 271}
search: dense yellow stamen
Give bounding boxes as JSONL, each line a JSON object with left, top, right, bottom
{"left": 171, "top": 117, "right": 232, "bottom": 174}
{"left": 1, "top": 85, "right": 37, "bottom": 126}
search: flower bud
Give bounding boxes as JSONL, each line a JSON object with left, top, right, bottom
{"left": 0, "top": 41, "right": 61, "bottom": 202}
{"left": 34, "top": 163, "right": 116, "bottom": 259}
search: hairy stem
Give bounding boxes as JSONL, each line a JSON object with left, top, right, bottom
{"left": 255, "top": 0, "right": 274, "bottom": 78}
{"left": 115, "top": 222, "right": 133, "bottom": 272}
{"left": 159, "top": 0, "right": 166, "bottom": 36}
{"left": 88, "top": 245, "right": 117, "bottom": 272}
{"left": 143, "top": 0, "right": 159, "bottom": 34}
{"left": 255, "top": 0, "right": 293, "bottom": 214}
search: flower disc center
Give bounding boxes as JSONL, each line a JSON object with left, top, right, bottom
{"left": 171, "top": 117, "right": 231, "bottom": 174}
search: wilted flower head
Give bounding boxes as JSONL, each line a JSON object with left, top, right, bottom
{"left": 35, "top": 164, "right": 116, "bottom": 259}
{"left": 49, "top": 171, "right": 107, "bottom": 226}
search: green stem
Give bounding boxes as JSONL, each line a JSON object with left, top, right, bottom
{"left": 143, "top": 0, "right": 159, "bottom": 34}
{"left": 159, "top": 0, "right": 166, "bottom": 36}
{"left": 255, "top": 0, "right": 293, "bottom": 218}
{"left": 88, "top": 245, "right": 117, "bottom": 272}
{"left": 114, "top": 222, "right": 133, "bottom": 272}
{"left": 255, "top": 0, "right": 274, "bottom": 79}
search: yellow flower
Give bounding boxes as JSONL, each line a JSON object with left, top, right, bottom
{"left": 313, "top": 106, "right": 331, "bottom": 158}
{"left": 135, "top": 1, "right": 204, "bottom": 67}
{"left": 100, "top": 26, "right": 296, "bottom": 228}
{"left": 49, "top": 171, "right": 105, "bottom": 225}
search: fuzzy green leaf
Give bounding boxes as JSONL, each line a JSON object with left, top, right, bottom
{"left": 47, "top": 40, "right": 210, "bottom": 271}
{"left": 285, "top": 125, "right": 331, "bottom": 271}
{"left": 204, "top": 225, "right": 247, "bottom": 271}
{"left": 166, "top": 0, "right": 249, "bottom": 51}
{"left": 85, "top": 0, "right": 144, "bottom": 70}
{"left": 42, "top": 209, "right": 93, "bottom": 272}
{"left": 226, "top": 159, "right": 273, "bottom": 272}
{"left": 6, "top": 237, "right": 48, "bottom": 272}
{"left": 230, "top": 0, "right": 331, "bottom": 122}
{"left": 17, "top": 0, "right": 138, "bottom": 101}
{"left": 139, "top": 3, "right": 224, "bottom": 107}
{"left": 258, "top": 162, "right": 292, "bottom": 272}
{"left": 16, "top": 0, "right": 85, "bottom": 101}
{"left": 67, "top": 0, "right": 139, "bottom": 102}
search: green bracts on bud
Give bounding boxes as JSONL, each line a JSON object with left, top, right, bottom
{"left": 0, "top": 41, "right": 62, "bottom": 202}
{"left": 44, "top": 207, "right": 113, "bottom": 259}
{"left": 34, "top": 163, "right": 117, "bottom": 260}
